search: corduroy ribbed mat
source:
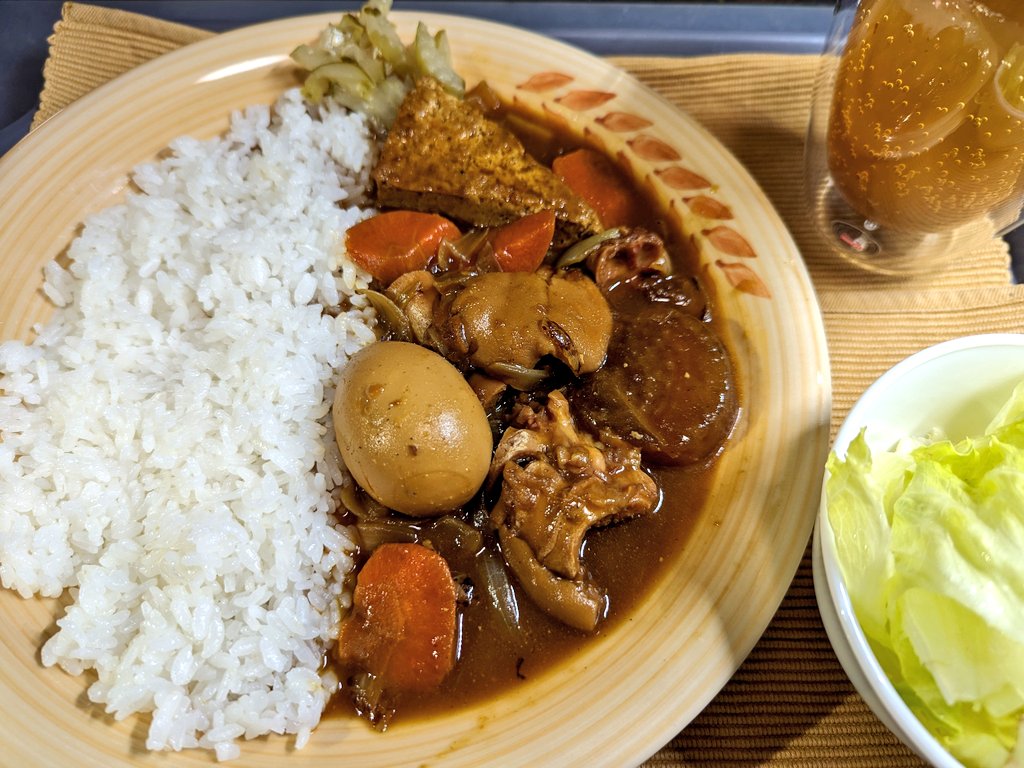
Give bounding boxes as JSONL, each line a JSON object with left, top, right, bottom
{"left": 29, "top": 2, "right": 1024, "bottom": 766}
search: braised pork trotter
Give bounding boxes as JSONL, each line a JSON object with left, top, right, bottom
{"left": 489, "top": 391, "right": 660, "bottom": 631}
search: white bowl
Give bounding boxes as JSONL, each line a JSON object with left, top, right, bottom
{"left": 813, "top": 333, "right": 1024, "bottom": 767}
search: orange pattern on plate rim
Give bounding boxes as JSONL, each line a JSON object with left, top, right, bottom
{"left": 516, "top": 71, "right": 575, "bottom": 92}
{"left": 715, "top": 260, "right": 772, "bottom": 298}
{"left": 655, "top": 166, "right": 713, "bottom": 191}
{"left": 703, "top": 225, "right": 757, "bottom": 259}
{"left": 626, "top": 135, "right": 682, "bottom": 162}
{"left": 595, "top": 112, "right": 653, "bottom": 132}
{"left": 515, "top": 69, "right": 767, "bottom": 297}
{"left": 554, "top": 90, "right": 616, "bottom": 111}
{"left": 685, "top": 195, "right": 733, "bottom": 220}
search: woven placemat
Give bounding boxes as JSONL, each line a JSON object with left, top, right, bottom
{"left": 30, "top": 3, "right": 1024, "bottom": 766}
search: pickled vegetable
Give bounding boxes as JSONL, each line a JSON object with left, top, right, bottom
{"left": 291, "top": 0, "right": 464, "bottom": 133}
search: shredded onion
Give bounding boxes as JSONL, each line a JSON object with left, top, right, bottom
{"left": 556, "top": 228, "right": 624, "bottom": 268}
{"left": 355, "top": 519, "right": 421, "bottom": 551}
{"left": 478, "top": 548, "right": 521, "bottom": 633}
{"left": 436, "top": 230, "right": 492, "bottom": 272}
{"left": 360, "top": 289, "right": 412, "bottom": 341}
{"left": 428, "top": 516, "right": 484, "bottom": 568}
{"left": 488, "top": 361, "right": 550, "bottom": 390}
{"left": 339, "top": 481, "right": 392, "bottom": 521}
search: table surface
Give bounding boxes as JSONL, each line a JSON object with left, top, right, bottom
{"left": 3, "top": 0, "right": 835, "bottom": 155}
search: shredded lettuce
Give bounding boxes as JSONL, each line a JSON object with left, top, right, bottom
{"left": 826, "top": 381, "right": 1024, "bottom": 768}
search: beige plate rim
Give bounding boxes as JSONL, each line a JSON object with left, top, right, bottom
{"left": 0, "top": 11, "right": 831, "bottom": 768}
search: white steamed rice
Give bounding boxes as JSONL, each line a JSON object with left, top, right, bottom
{"left": 0, "top": 89, "right": 379, "bottom": 760}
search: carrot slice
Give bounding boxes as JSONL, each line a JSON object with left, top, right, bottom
{"left": 345, "top": 211, "right": 461, "bottom": 284}
{"left": 337, "top": 543, "right": 458, "bottom": 694}
{"left": 488, "top": 210, "right": 556, "bottom": 272}
{"left": 552, "top": 148, "right": 643, "bottom": 229}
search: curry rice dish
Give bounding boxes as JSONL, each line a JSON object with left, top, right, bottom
{"left": 0, "top": 6, "right": 738, "bottom": 759}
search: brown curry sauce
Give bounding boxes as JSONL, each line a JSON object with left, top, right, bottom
{"left": 325, "top": 92, "right": 736, "bottom": 724}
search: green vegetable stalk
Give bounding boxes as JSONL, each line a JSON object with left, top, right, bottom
{"left": 827, "top": 382, "right": 1024, "bottom": 768}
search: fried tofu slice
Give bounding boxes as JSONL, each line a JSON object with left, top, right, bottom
{"left": 372, "top": 77, "right": 601, "bottom": 246}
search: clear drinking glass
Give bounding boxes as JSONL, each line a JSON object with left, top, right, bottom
{"left": 805, "top": 0, "right": 1024, "bottom": 275}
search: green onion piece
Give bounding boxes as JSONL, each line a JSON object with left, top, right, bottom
{"left": 334, "top": 40, "right": 387, "bottom": 84}
{"left": 290, "top": 43, "right": 336, "bottom": 71}
{"left": 361, "top": 10, "right": 408, "bottom": 70}
{"left": 360, "top": 75, "right": 410, "bottom": 131}
{"left": 302, "top": 61, "right": 375, "bottom": 103}
{"left": 555, "top": 228, "right": 624, "bottom": 268}
{"left": 412, "top": 23, "right": 465, "bottom": 96}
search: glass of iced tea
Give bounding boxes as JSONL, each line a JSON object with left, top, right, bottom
{"left": 805, "top": 0, "right": 1024, "bottom": 274}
